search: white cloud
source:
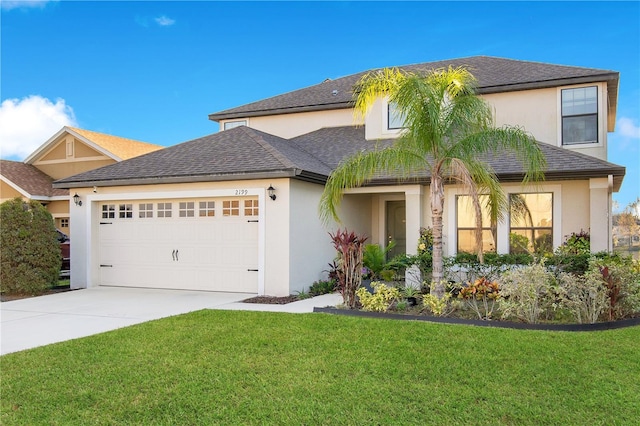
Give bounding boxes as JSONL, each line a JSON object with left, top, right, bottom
{"left": 0, "top": 95, "right": 78, "bottom": 160}
{"left": 155, "top": 15, "right": 175, "bottom": 26}
{"left": 617, "top": 117, "right": 640, "bottom": 139}
{"left": 0, "top": 0, "right": 55, "bottom": 11}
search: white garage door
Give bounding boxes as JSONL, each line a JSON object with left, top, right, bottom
{"left": 98, "top": 197, "right": 259, "bottom": 293}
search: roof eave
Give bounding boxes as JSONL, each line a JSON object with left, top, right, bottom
{"left": 53, "top": 169, "right": 300, "bottom": 189}
{"left": 208, "top": 102, "right": 352, "bottom": 122}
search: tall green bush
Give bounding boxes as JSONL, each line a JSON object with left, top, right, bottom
{"left": 0, "top": 198, "right": 61, "bottom": 295}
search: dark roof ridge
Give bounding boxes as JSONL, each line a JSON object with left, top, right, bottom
{"left": 237, "top": 126, "right": 299, "bottom": 169}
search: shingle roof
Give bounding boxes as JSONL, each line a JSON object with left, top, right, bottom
{"left": 25, "top": 126, "right": 163, "bottom": 164}
{"left": 54, "top": 126, "right": 332, "bottom": 187}
{"left": 209, "top": 56, "right": 618, "bottom": 121}
{"left": 53, "top": 126, "right": 625, "bottom": 192}
{"left": 66, "top": 127, "right": 163, "bottom": 160}
{"left": 1, "top": 160, "right": 69, "bottom": 198}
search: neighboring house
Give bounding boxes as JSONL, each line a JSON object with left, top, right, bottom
{"left": 55, "top": 56, "right": 625, "bottom": 296}
{"left": 1, "top": 126, "right": 162, "bottom": 233}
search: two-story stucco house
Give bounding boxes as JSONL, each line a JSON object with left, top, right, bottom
{"left": 55, "top": 56, "right": 626, "bottom": 296}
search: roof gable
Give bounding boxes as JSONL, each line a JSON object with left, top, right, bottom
{"left": 209, "top": 56, "right": 618, "bottom": 123}
{"left": 25, "top": 126, "right": 162, "bottom": 164}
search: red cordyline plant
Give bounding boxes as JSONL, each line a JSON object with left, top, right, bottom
{"left": 329, "top": 229, "right": 368, "bottom": 309}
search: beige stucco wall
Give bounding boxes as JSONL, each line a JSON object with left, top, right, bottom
{"left": 288, "top": 180, "right": 339, "bottom": 292}
{"left": 443, "top": 180, "right": 604, "bottom": 255}
{"left": 0, "top": 181, "right": 24, "bottom": 202}
{"left": 34, "top": 134, "right": 115, "bottom": 180}
{"left": 484, "top": 82, "right": 608, "bottom": 160}
{"left": 221, "top": 108, "right": 359, "bottom": 139}
{"left": 360, "top": 84, "right": 609, "bottom": 161}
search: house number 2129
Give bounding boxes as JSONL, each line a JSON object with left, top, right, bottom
{"left": 235, "top": 189, "right": 248, "bottom": 196}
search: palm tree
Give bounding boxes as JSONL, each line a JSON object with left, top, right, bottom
{"left": 319, "top": 66, "right": 546, "bottom": 298}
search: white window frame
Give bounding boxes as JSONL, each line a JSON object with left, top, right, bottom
{"left": 223, "top": 120, "right": 248, "bottom": 130}
{"left": 557, "top": 84, "right": 604, "bottom": 148}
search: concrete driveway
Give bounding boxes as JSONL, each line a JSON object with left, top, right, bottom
{"left": 1, "top": 287, "right": 341, "bottom": 355}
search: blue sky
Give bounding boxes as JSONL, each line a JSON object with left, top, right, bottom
{"left": 1, "top": 1, "right": 638, "bottom": 209}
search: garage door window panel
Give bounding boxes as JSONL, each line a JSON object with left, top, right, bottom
{"left": 102, "top": 204, "right": 115, "bottom": 219}
{"left": 244, "top": 199, "right": 259, "bottom": 216}
{"left": 139, "top": 203, "right": 153, "bottom": 218}
{"left": 223, "top": 200, "right": 240, "bottom": 216}
{"left": 119, "top": 204, "right": 133, "bottom": 219}
{"left": 179, "top": 202, "right": 195, "bottom": 218}
{"left": 157, "top": 202, "right": 172, "bottom": 218}
{"left": 199, "top": 201, "right": 215, "bottom": 217}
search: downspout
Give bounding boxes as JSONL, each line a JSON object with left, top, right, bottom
{"left": 608, "top": 174, "right": 613, "bottom": 252}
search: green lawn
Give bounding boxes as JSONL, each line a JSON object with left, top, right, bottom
{"left": 2, "top": 310, "right": 639, "bottom": 425}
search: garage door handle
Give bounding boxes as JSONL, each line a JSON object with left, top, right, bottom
{"left": 172, "top": 250, "right": 176, "bottom": 261}
{"left": 100, "top": 264, "right": 113, "bottom": 267}
{"left": 175, "top": 250, "right": 179, "bottom": 261}
{"left": 247, "top": 220, "right": 259, "bottom": 223}
{"left": 100, "top": 222, "right": 113, "bottom": 225}
{"left": 247, "top": 269, "right": 258, "bottom": 272}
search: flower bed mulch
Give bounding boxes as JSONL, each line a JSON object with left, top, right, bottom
{"left": 313, "top": 306, "right": 640, "bottom": 332}
{"left": 242, "top": 295, "right": 303, "bottom": 305}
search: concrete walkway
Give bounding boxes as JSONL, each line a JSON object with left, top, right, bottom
{"left": 0, "top": 287, "right": 342, "bottom": 355}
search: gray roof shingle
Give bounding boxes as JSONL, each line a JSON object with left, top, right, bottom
{"left": 54, "top": 126, "right": 625, "bottom": 191}
{"left": 209, "top": 56, "right": 618, "bottom": 121}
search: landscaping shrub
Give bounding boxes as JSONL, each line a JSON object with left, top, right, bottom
{"left": 0, "top": 198, "right": 61, "bottom": 295}
{"left": 499, "top": 263, "right": 557, "bottom": 323}
{"left": 456, "top": 277, "right": 500, "bottom": 320}
{"left": 556, "top": 229, "right": 590, "bottom": 255}
{"left": 309, "top": 279, "right": 336, "bottom": 296}
{"left": 557, "top": 271, "right": 609, "bottom": 324}
{"left": 356, "top": 281, "right": 400, "bottom": 312}
{"left": 545, "top": 253, "right": 591, "bottom": 276}
{"left": 591, "top": 256, "right": 640, "bottom": 320}
{"left": 329, "top": 229, "right": 367, "bottom": 309}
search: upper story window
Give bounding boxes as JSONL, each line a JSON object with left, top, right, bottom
{"left": 562, "top": 86, "right": 598, "bottom": 145}
{"left": 387, "top": 101, "right": 406, "bottom": 130}
{"left": 223, "top": 120, "right": 247, "bottom": 130}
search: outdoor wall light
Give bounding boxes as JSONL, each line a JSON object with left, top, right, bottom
{"left": 73, "top": 193, "right": 82, "bottom": 207}
{"left": 267, "top": 185, "right": 276, "bottom": 201}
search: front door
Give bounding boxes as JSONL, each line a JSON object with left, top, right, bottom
{"left": 386, "top": 200, "right": 406, "bottom": 260}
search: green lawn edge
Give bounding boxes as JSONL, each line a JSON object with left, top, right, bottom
{"left": 2, "top": 310, "right": 639, "bottom": 425}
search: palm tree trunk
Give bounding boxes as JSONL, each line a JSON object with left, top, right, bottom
{"left": 430, "top": 174, "right": 445, "bottom": 298}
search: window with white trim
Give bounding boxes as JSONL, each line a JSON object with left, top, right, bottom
{"left": 157, "top": 202, "right": 172, "bottom": 218}
{"left": 223, "top": 120, "right": 247, "bottom": 130}
{"left": 456, "top": 195, "right": 496, "bottom": 254}
{"left": 562, "top": 86, "right": 598, "bottom": 145}
{"left": 60, "top": 218, "right": 69, "bottom": 228}
{"left": 179, "top": 201, "right": 195, "bottom": 217}
{"left": 222, "top": 200, "right": 240, "bottom": 216}
{"left": 139, "top": 203, "right": 153, "bottom": 218}
{"left": 119, "top": 204, "right": 133, "bottom": 219}
{"left": 509, "top": 193, "right": 553, "bottom": 254}
{"left": 102, "top": 204, "right": 115, "bottom": 219}
{"left": 199, "top": 201, "right": 215, "bottom": 217}
{"left": 244, "top": 199, "right": 259, "bottom": 216}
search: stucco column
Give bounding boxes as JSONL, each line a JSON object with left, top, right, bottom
{"left": 405, "top": 186, "right": 423, "bottom": 287}
{"left": 589, "top": 177, "right": 610, "bottom": 252}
